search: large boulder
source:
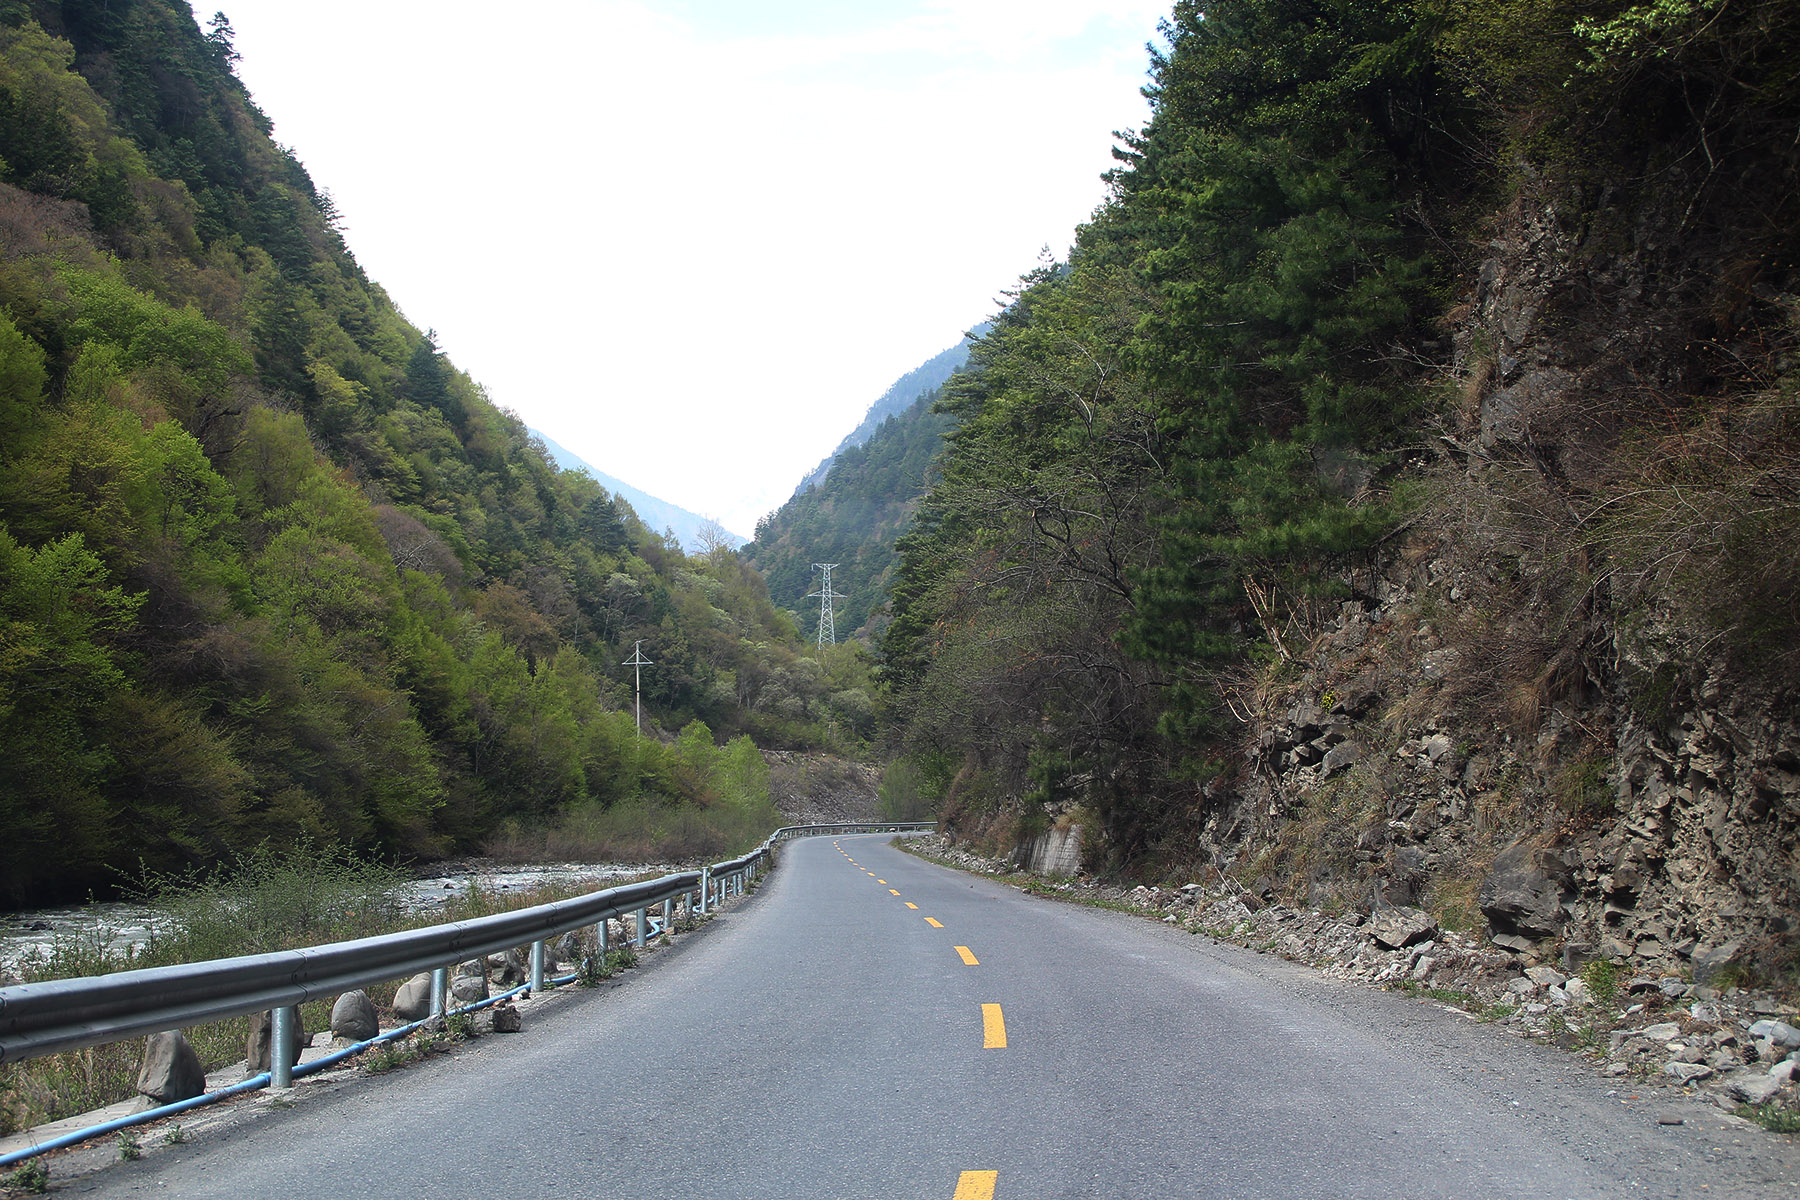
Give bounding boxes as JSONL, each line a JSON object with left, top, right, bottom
{"left": 490, "top": 947, "right": 527, "bottom": 986}
{"left": 137, "top": 1031, "right": 205, "bottom": 1104}
{"left": 1367, "top": 906, "right": 1439, "bottom": 950}
{"left": 1320, "top": 741, "right": 1363, "bottom": 777}
{"left": 330, "top": 990, "right": 379, "bottom": 1041}
{"left": 1726, "top": 1072, "right": 1787, "bottom": 1106}
{"left": 1479, "top": 841, "right": 1569, "bottom": 938}
{"left": 392, "top": 972, "right": 434, "bottom": 1021}
{"left": 247, "top": 1009, "right": 306, "bottom": 1073}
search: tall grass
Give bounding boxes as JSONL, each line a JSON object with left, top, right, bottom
{"left": 483, "top": 794, "right": 782, "bottom": 864}
{"left": 1, "top": 843, "right": 410, "bottom": 1137}
{"left": 130, "top": 840, "right": 410, "bottom": 963}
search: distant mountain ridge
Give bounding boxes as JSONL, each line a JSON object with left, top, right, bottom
{"left": 747, "top": 330, "right": 983, "bottom": 642}
{"left": 532, "top": 430, "right": 747, "bottom": 552}
{"left": 791, "top": 327, "right": 987, "bottom": 497}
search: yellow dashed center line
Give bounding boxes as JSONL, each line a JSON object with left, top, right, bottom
{"left": 889, "top": 889, "right": 901, "bottom": 896}
{"left": 955, "top": 946, "right": 979, "bottom": 966}
{"left": 925, "top": 917, "right": 944, "bottom": 928}
{"left": 905, "top": 902, "right": 918, "bottom": 910}
{"left": 981, "top": 1004, "right": 1007, "bottom": 1049}
{"left": 877, "top": 879, "right": 886, "bottom": 884}
{"left": 954, "top": 1171, "right": 998, "bottom": 1200}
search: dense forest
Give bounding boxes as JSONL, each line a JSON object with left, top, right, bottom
{"left": 748, "top": 334, "right": 983, "bottom": 645}
{"left": 748, "top": 389, "right": 960, "bottom": 645}
{"left": 786, "top": 334, "right": 977, "bottom": 500}
{"left": 877, "top": 0, "right": 1800, "bottom": 887}
{"left": 0, "top": 0, "right": 864, "bottom": 902}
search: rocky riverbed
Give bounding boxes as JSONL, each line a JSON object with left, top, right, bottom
{"left": 907, "top": 835, "right": 1800, "bottom": 1128}
{"left": 0, "top": 860, "right": 675, "bottom": 983}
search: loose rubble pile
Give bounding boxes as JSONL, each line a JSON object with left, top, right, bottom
{"left": 910, "top": 836, "right": 1800, "bottom": 1123}
{"left": 765, "top": 752, "right": 882, "bottom": 826}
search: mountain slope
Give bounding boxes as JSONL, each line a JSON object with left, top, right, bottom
{"left": 747, "top": 327, "right": 983, "bottom": 643}
{"left": 532, "top": 429, "right": 746, "bottom": 552}
{"left": 748, "top": 389, "right": 958, "bottom": 643}
{"left": 0, "top": 2, "right": 831, "bottom": 901}
{"left": 880, "top": 0, "right": 1800, "bottom": 985}
{"left": 790, "top": 332, "right": 981, "bottom": 497}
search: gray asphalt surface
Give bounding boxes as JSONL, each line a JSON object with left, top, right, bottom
{"left": 51, "top": 834, "right": 1800, "bottom": 1198}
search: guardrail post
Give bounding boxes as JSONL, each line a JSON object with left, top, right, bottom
{"left": 430, "top": 966, "right": 448, "bottom": 1018}
{"left": 663, "top": 896, "right": 674, "bottom": 935}
{"left": 529, "top": 940, "right": 546, "bottom": 993}
{"left": 596, "top": 918, "right": 609, "bottom": 954}
{"left": 699, "top": 866, "right": 710, "bottom": 914}
{"left": 271, "top": 1005, "right": 296, "bottom": 1088}
{"left": 633, "top": 907, "right": 647, "bottom": 949}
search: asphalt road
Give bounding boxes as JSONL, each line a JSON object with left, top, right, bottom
{"left": 53, "top": 834, "right": 1800, "bottom": 1198}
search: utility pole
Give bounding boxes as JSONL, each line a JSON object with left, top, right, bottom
{"left": 622, "top": 640, "right": 653, "bottom": 736}
{"left": 807, "top": 563, "right": 844, "bottom": 648}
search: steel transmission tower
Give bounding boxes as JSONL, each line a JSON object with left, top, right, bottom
{"left": 807, "top": 563, "right": 845, "bottom": 648}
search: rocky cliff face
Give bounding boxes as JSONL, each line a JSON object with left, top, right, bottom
{"left": 1198, "top": 167, "right": 1800, "bottom": 988}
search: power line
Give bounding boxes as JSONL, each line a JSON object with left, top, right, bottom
{"left": 807, "top": 563, "right": 845, "bottom": 648}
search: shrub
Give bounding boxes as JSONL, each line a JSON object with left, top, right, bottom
{"left": 2, "top": 1159, "right": 50, "bottom": 1194}
{"left": 1738, "top": 1102, "right": 1800, "bottom": 1134}
{"left": 1581, "top": 958, "right": 1623, "bottom": 1002}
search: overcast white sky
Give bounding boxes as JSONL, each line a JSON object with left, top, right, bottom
{"left": 218, "top": 1, "right": 1169, "bottom": 538}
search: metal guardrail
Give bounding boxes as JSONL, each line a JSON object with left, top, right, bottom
{"left": 0, "top": 821, "right": 934, "bottom": 1081}
{"left": 770, "top": 822, "right": 934, "bottom": 842}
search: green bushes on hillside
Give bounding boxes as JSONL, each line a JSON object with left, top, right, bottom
{"left": 0, "top": 5, "right": 828, "bottom": 901}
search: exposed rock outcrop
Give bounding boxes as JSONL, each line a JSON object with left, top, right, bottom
{"left": 1178, "top": 178, "right": 1800, "bottom": 992}
{"left": 764, "top": 752, "right": 882, "bottom": 825}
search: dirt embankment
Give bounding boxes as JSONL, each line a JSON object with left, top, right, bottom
{"left": 764, "top": 752, "right": 882, "bottom": 826}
